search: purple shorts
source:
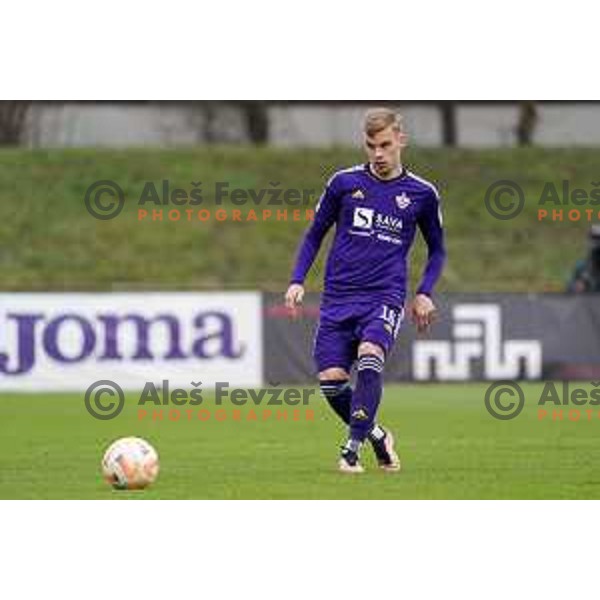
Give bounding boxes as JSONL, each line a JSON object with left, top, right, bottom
{"left": 313, "top": 302, "right": 405, "bottom": 373}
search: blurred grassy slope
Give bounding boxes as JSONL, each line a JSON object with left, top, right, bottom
{"left": 0, "top": 146, "right": 595, "bottom": 292}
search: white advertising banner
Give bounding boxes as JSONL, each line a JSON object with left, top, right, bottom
{"left": 0, "top": 293, "right": 262, "bottom": 391}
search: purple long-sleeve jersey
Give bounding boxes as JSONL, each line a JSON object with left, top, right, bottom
{"left": 290, "top": 163, "right": 446, "bottom": 307}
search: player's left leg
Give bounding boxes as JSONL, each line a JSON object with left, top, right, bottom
{"left": 353, "top": 342, "right": 400, "bottom": 472}
{"left": 340, "top": 304, "right": 403, "bottom": 473}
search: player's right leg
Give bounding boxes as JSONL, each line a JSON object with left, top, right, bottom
{"left": 319, "top": 367, "right": 352, "bottom": 424}
{"left": 313, "top": 314, "right": 365, "bottom": 473}
{"left": 314, "top": 313, "right": 356, "bottom": 424}
{"left": 318, "top": 367, "right": 363, "bottom": 473}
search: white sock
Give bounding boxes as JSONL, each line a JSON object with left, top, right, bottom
{"left": 369, "top": 424, "right": 386, "bottom": 441}
{"left": 344, "top": 439, "right": 361, "bottom": 453}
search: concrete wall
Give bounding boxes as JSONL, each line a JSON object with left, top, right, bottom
{"left": 22, "top": 102, "right": 600, "bottom": 148}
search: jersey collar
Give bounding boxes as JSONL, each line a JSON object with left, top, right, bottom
{"left": 365, "top": 163, "right": 408, "bottom": 183}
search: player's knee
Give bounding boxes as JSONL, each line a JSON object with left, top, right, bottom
{"left": 318, "top": 367, "right": 349, "bottom": 381}
{"left": 319, "top": 379, "right": 350, "bottom": 399}
{"left": 358, "top": 341, "right": 385, "bottom": 360}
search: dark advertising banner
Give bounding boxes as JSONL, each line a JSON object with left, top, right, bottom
{"left": 264, "top": 293, "right": 600, "bottom": 383}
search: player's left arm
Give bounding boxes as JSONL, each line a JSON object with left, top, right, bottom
{"left": 412, "top": 188, "right": 447, "bottom": 332}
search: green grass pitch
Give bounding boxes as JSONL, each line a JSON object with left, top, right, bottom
{"left": 1, "top": 382, "right": 599, "bottom": 499}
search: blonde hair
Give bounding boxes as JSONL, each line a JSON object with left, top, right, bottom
{"left": 363, "top": 107, "right": 404, "bottom": 137}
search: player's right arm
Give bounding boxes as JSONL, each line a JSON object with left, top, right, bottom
{"left": 285, "top": 174, "right": 341, "bottom": 311}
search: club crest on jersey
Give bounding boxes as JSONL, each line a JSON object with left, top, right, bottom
{"left": 395, "top": 193, "right": 411, "bottom": 210}
{"left": 351, "top": 189, "right": 365, "bottom": 200}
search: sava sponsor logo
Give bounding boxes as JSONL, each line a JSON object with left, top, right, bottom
{"left": 376, "top": 213, "right": 404, "bottom": 232}
{"left": 353, "top": 207, "right": 374, "bottom": 229}
{"left": 352, "top": 207, "right": 403, "bottom": 233}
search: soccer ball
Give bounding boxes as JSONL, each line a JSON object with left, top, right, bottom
{"left": 102, "top": 437, "right": 159, "bottom": 490}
